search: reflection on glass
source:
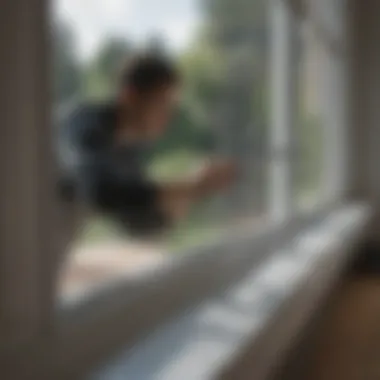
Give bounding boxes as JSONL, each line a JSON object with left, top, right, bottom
{"left": 53, "top": 0, "right": 271, "bottom": 300}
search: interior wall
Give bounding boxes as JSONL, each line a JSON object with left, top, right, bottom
{"left": 348, "top": 0, "right": 380, "bottom": 240}
{"left": 348, "top": 0, "right": 380, "bottom": 201}
{"left": 0, "top": 0, "right": 56, "bottom": 350}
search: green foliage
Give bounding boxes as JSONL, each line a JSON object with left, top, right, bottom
{"left": 150, "top": 105, "right": 215, "bottom": 159}
{"left": 179, "top": 40, "right": 225, "bottom": 114}
{"left": 83, "top": 38, "right": 132, "bottom": 99}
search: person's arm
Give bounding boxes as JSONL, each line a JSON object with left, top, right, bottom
{"left": 61, "top": 106, "right": 235, "bottom": 234}
{"left": 87, "top": 159, "right": 235, "bottom": 235}
{"left": 158, "top": 160, "right": 236, "bottom": 222}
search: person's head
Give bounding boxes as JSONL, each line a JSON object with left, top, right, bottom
{"left": 118, "top": 54, "right": 180, "bottom": 139}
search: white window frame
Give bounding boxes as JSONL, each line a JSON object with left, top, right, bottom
{"left": 0, "top": 0, "right": 353, "bottom": 378}
{"left": 269, "top": 0, "right": 299, "bottom": 221}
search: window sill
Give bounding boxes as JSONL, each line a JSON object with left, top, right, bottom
{"left": 89, "top": 204, "right": 369, "bottom": 380}
{"left": 6, "top": 203, "right": 369, "bottom": 379}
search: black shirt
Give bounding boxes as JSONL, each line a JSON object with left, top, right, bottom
{"left": 57, "top": 101, "right": 167, "bottom": 235}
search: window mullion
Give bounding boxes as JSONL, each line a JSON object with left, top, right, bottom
{"left": 270, "top": 0, "right": 299, "bottom": 221}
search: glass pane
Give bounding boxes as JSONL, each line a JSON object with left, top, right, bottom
{"left": 294, "top": 24, "right": 326, "bottom": 210}
{"left": 52, "top": 0, "right": 272, "bottom": 301}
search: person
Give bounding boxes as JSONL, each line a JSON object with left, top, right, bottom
{"left": 57, "top": 54, "right": 235, "bottom": 236}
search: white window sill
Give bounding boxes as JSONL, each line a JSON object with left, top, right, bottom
{"left": 89, "top": 204, "right": 369, "bottom": 380}
{"left": 8, "top": 203, "right": 368, "bottom": 379}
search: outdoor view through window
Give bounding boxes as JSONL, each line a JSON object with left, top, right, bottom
{"left": 53, "top": 0, "right": 312, "bottom": 302}
{"left": 295, "top": 22, "right": 326, "bottom": 209}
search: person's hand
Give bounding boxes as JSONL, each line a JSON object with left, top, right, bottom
{"left": 197, "top": 159, "right": 237, "bottom": 196}
{"left": 158, "top": 159, "right": 236, "bottom": 223}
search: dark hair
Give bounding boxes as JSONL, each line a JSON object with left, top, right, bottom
{"left": 121, "top": 54, "right": 179, "bottom": 94}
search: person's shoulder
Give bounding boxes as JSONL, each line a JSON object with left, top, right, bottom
{"left": 60, "top": 99, "right": 116, "bottom": 141}
{"left": 59, "top": 100, "right": 114, "bottom": 126}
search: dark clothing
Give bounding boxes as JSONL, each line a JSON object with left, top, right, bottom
{"left": 57, "top": 101, "right": 167, "bottom": 235}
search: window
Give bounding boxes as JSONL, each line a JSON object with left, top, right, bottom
{"left": 0, "top": 0, "right": 354, "bottom": 377}
{"left": 294, "top": 1, "right": 348, "bottom": 209}
{"left": 53, "top": 0, "right": 272, "bottom": 301}
{"left": 52, "top": 0, "right": 347, "bottom": 303}
{"left": 269, "top": 0, "right": 347, "bottom": 218}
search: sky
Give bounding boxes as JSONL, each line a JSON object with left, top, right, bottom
{"left": 54, "top": 0, "right": 202, "bottom": 61}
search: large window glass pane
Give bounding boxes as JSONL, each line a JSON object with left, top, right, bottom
{"left": 53, "top": 0, "right": 272, "bottom": 301}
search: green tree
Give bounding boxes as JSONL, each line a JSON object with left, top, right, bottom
{"left": 83, "top": 38, "right": 133, "bottom": 99}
